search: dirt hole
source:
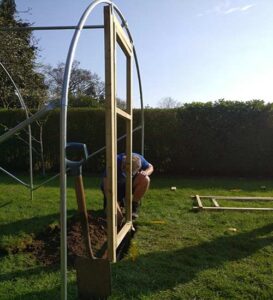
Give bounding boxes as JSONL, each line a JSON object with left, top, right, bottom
{"left": 9, "top": 211, "right": 135, "bottom": 266}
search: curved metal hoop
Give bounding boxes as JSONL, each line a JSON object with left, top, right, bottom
{"left": 0, "top": 62, "right": 34, "bottom": 199}
{"left": 59, "top": 1, "right": 144, "bottom": 298}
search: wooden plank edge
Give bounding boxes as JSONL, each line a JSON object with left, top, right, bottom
{"left": 197, "top": 196, "right": 273, "bottom": 201}
{"left": 193, "top": 206, "right": 273, "bottom": 211}
{"left": 212, "top": 198, "right": 219, "bottom": 207}
{"left": 116, "top": 222, "right": 132, "bottom": 247}
{"left": 116, "top": 107, "right": 132, "bottom": 120}
{"left": 195, "top": 195, "right": 203, "bottom": 208}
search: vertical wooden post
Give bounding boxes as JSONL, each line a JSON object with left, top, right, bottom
{"left": 125, "top": 55, "right": 132, "bottom": 222}
{"left": 104, "top": 5, "right": 117, "bottom": 262}
{"left": 104, "top": 5, "right": 134, "bottom": 262}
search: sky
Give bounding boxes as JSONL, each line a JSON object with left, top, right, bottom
{"left": 15, "top": 0, "right": 273, "bottom": 107}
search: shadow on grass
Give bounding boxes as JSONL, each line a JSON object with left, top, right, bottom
{"left": 0, "top": 264, "right": 56, "bottom": 282}
{"left": 113, "top": 222, "right": 273, "bottom": 298}
{"left": 0, "top": 210, "right": 76, "bottom": 240}
{"left": 11, "top": 289, "right": 61, "bottom": 300}
{"left": 0, "top": 260, "right": 64, "bottom": 299}
{"left": 0, "top": 201, "right": 12, "bottom": 208}
{"left": 0, "top": 221, "right": 272, "bottom": 299}
{"left": 0, "top": 265, "right": 78, "bottom": 299}
{"left": 0, "top": 209, "right": 105, "bottom": 251}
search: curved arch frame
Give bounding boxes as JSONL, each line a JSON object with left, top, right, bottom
{"left": 60, "top": 1, "right": 144, "bottom": 298}
{"left": 0, "top": 62, "right": 34, "bottom": 199}
{"left": 0, "top": 2, "right": 144, "bottom": 298}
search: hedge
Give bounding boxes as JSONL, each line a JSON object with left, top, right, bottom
{"left": 1, "top": 100, "right": 273, "bottom": 176}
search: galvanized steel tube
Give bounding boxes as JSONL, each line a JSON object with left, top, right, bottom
{"left": 0, "top": 102, "right": 56, "bottom": 144}
{"left": 0, "top": 167, "right": 30, "bottom": 187}
{"left": 0, "top": 25, "right": 104, "bottom": 31}
{"left": 0, "top": 62, "right": 34, "bottom": 199}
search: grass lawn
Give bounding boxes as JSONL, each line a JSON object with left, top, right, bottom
{"left": 0, "top": 174, "right": 273, "bottom": 299}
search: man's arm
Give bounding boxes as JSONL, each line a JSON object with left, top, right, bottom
{"left": 140, "top": 163, "right": 154, "bottom": 176}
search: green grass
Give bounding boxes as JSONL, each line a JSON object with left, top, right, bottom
{"left": 1, "top": 174, "right": 273, "bottom": 299}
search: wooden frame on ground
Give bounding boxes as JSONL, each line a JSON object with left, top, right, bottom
{"left": 192, "top": 195, "right": 273, "bottom": 211}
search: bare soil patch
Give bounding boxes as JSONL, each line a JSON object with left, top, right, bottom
{"left": 25, "top": 211, "right": 108, "bottom": 266}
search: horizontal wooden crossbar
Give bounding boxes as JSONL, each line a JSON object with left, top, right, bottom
{"left": 116, "top": 107, "right": 132, "bottom": 120}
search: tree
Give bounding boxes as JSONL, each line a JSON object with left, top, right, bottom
{"left": 116, "top": 97, "right": 126, "bottom": 109}
{"left": 43, "top": 61, "right": 105, "bottom": 106}
{"left": 0, "top": 0, "right": 47, "bottom": 109}
{"left": 0, "top": 0, "right": 15, "bottom": 22}
{"left": 0, "top": 0, "right": 50, "bottom": 176}
{"left": 157, "top": 97, "right": 182, "bottom": 109}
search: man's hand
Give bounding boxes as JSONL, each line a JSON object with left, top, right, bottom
{"left": 138, "top": 164, "right": 154, "bottom": 177}
{"left": 139, "top": 170, "right": 148, "bottom": 176}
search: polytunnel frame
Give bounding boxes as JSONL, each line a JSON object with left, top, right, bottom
{"left": 60, "top": 1, "right": 145, "bottom": 298}
{"left": 0, "top": 1, "right": 144, "bottom": 298}
{"left": 0, "top": 2, "right": 144, "bottom": 187}
{"left": 0, "top": 62, "right": 34, "bottom": 200}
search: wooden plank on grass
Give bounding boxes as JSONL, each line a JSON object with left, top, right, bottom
{"left": 212, "top": 198, "right": 219, "bottom": 207}
{"left": 193, "top": 206, "right": 273, "bottom": 211}
{"left": 198, "top": 196, "right": 273, "bottom": 201}
{"left": 195, "top": 195, "right": 203, "bottom": 208}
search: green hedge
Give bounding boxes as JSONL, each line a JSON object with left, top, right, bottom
{"left": 172, "top": 100, "right": 273, "bottom": 176}
{"left": 1, "top": 100, "right": 273, "bottom": 176}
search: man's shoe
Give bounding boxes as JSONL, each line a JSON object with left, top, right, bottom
{"left": 132, "top": 211, "right": 139, "bottom": 219}
{"left": 132, "top": 202, "right": 140, "bottom": 219}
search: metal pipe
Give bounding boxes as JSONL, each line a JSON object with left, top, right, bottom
{"left": 133, "top": 48, "right": 145, "bottom": 156}
{"left": 28, "top": 123, "right": 34, "bottom": 200}
{"left": 0, "top": 101, "right": 57, "bottom": 145}
{"left": 31, "top": 173, "right": 59, "bottom": 192}
{"left": 0, "top": 63, "right": 27, "bottom": 110}
{"left": 0, "top": 167, "right": 30, "bottom": 187}
{"left": 0, "top": 62, "right": 34, "bottom": 199}
{"left": 0, "top": 25, "right": 104, "bottom": 31}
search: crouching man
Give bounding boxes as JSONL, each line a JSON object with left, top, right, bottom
{"left": 101, "top": 153, "right": 154, "bottom": 219}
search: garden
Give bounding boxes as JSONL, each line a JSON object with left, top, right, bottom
{"left": 1, "top": 1, "right": 273, "bottom": 299}
{"left": 1, "top": 175, "right": 273, "bottom": 299}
